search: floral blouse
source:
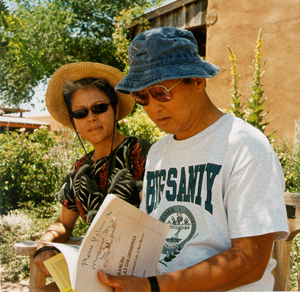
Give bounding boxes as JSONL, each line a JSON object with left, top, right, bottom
{"left": 55, "top": 137, "right": 152, "bottom": 224}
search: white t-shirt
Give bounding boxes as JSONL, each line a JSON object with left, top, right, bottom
{"left": 140, "top": 114, "right": 289, "bottom": 291}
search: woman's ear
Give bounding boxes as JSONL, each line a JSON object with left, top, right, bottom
{"left": 115, "top": 104, "right": 120, "bottom": 121}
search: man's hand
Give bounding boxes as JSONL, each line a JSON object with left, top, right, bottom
{"left": 98, "top": 270, "right": 151, "bottom": 292}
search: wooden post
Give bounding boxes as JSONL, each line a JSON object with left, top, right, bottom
{"left": 273, "top": 239, "right": 292, "bottom": 291}
{"left": 273, "top": 192, "right": 300, "bottom": 291}
{"left": 14, "top": 241, "right": 45, "bottom": 291}
{"left": 29, "top": 255, "right": 46, "bottom": 292}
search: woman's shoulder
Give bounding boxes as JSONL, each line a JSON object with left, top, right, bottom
{"left": 70, "top": 152, "right": 92, "bottom": 173}
{"left": 123, "top": 136, "right": 152, "bottom": 157}
{"left": 124, "top": 136, "right": 152, "bottom": 148}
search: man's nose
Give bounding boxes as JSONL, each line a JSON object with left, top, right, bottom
{"left": 146, "top": 95, "right": 164, "bottom": 112}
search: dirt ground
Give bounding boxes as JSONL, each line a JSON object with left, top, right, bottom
{"left": 1, "top": 266, "right": 29, "bottom": 292}
{"left": 1, "top": 279, "right": 29, "bottom": 292}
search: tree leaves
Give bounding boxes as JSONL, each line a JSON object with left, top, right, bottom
{"left": 0, "top": 0, "right": 153, "bottom": 106}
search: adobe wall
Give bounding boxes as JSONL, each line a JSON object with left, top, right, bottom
{"left": 27, "top": 115, "right": 66, "bottom": 133}
{"left": 205, "top": 0, "right": 300, "bottom": 146}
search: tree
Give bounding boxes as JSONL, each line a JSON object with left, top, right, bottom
{"left": 1, "top": 1, "right": 76, "bottom": 105}
{"left": 0, "top": 0, "right": 155, "bottom": 107}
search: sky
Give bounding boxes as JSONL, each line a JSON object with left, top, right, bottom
{"left": 22, "top": 83, "right": 50, "bottom": 117}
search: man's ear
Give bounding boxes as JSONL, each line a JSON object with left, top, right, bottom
{"left": 192, "top": 77, "right": 206, "bottom": 93}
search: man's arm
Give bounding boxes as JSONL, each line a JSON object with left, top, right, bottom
{"left": 98, "top": 232, "right": 275, "bottom": 291}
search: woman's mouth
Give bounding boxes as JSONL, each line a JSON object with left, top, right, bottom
{"left": 88, "top": 126, "right": 102, "bottom": 132}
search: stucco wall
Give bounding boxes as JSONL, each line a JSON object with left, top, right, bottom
{"left": 27, "top": 115, "right": 66, "bottom": 133}
{"left": 205, "top": 0, "right": 300, "bottom": 145}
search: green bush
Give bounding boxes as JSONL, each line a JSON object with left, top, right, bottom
{"left": 276, "top": 120, "right": 300, "bottom": 194}
{"left": 0, "top": 126, "right": 57, "bottom": 214}
{"left": 0, "top": 202, "right": 59, "bottom": 281}
{"left": 0, "top": 126, "right": 89, "bottom": 215}
{"left": 290, "top": 233, "right": 300, "bottom": 291}
{"left": 0, "top": 200, "right": 89, "bottom": 282}
{"left": 119, "top": 105, "right": 166, "bottom": 143}
{"left": 0, "top": 126, "right": 89, "bottom": 281}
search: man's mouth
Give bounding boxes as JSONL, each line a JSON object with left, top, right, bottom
{"left": 157, "top": 117, "right": 170, "bottom": 122}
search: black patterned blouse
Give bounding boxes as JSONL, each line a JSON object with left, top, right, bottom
{"left": 55, "top": 137, "right": 152, "bottom": 224}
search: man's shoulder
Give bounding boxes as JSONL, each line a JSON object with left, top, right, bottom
{"left": 148, "top": 134, "right": 172, "bottom": 154}
{"left": 229, "top": 116, "right": 269, "bottom": 140}
{"left": 223, "top": 115, "right": 274, "bottom": 155}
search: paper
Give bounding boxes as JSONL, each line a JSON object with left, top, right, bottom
{"left": 44, "top": 253, "right": 74, "bottom": 292}
{"left": 43, "top": 194, "right": 170, "bottom": 292}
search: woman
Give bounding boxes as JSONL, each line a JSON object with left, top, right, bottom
{"left": 34, "top": 62, "right": 151, "bottom": 290}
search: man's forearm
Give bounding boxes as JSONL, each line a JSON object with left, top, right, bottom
{"left": 156, "top": 233, "right": 274, "bottom": 291}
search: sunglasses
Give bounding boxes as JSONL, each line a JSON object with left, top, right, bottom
{"left": 130, "top": 79, "right": 183, "bottom": 106}
{"left": 71, "top": 103, "right": 111, "bottom": 119}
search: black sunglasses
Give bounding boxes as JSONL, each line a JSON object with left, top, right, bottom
{"left": 71, "top": 103, "right": 111, "bottom": 119}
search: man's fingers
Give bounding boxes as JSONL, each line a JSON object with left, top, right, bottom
{"left": 98, "top": 270, "right": 125, "bottom": 291}
{"left": 98, "top": 269, "right": 108, "bottom": 283}
{"left": 98, "top": 270, "right": 121, "bottom": 286}
{"left": 98, "top": 270, "right": 150, "bottom": 292}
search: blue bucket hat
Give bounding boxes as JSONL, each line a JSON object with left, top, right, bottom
{"left": 115, "top": 27, "right": 219, "bottom": 94}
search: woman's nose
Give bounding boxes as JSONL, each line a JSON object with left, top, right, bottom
{"left": 87, "top": 109, "right": 97, "bottom": 122}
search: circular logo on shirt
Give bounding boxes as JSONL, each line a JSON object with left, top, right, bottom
{"left": 159, "top": 205, "right": 196, "bottom": 254}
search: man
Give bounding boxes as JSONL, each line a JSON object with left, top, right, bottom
{"left": 98, "top": 27, "right": 289, "bottom": 291}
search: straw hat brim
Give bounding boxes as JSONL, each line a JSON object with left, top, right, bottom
{"left": 45, "top": 62, "right": 135, "bottom": 129}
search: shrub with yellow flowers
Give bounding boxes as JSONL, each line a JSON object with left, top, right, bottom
{"left": 227, "top": 29, "right": 274, "bottom": 142}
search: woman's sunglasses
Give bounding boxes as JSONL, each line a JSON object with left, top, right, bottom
{"left": 130, "top": 79, "right": 183, "bottom": 106}
{"left": 71, "top": 103, "right": 111, "bottom": 119}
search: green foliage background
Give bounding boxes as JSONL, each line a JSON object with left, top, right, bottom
{"left": 0, "top": 126, "right": 87, "bottom": 214}
{"left": 0, "top": 114, "right": 166, "bottom": 282}
{"left": 0, "top": 0, "right": 157, "bottom": 106}
{"left": 119, "top": 106, "right": 166, "bottom": 143}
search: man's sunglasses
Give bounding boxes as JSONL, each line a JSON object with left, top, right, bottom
{"left": 71, "top": 103, "right": 111, "bottom": 119}
{"left": 130, "top": 79, "right": 183, "bottom": 106}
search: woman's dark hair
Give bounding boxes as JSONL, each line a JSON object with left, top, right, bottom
{"left": 63, "top": 78, "right": 118, "bottom": 116}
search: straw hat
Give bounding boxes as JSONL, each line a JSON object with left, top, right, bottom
{"left": 45, "top": 62, "right": 135, "bottom": 129}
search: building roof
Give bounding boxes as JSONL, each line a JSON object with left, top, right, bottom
{"left": 127, "top": 0, "right": 204, "bottom": 29}
{"left": 0, "top": 107, "right": 30, "bottom": 117}
{"left": 0, "top": 116, "right": 50, "bottom": 125}
{"left": 146, "top": 0, "right": 178, "bottom": 13}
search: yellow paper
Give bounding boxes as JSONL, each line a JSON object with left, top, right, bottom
{"left": 44, "top": 253, "right": 75, "bottom": 292}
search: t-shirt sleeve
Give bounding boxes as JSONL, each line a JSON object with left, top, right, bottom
{"left": 225, "top": 151, "right": 289, "bottom": 241}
